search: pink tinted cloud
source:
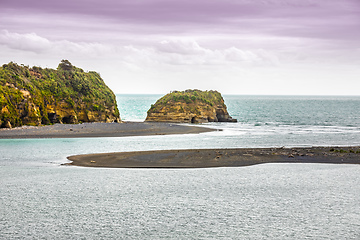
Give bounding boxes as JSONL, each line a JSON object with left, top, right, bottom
{"left": 1, "top": 0, "right": 359, "bottom": 41}
{"left": 1, "top": 0, "right": 359, "bottom": 73}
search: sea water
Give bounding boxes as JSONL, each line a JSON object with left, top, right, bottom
{"left": 118, "top": 94, "right": 360, "bottom": 148}
{"left": 1, "top": 95, "right": 360, "bottom": 239}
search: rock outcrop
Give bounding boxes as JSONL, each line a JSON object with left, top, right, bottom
{"left": 146, "top": 89, "right": 237, "bottom": 123}
{"left": 0, "top": 60, "right": 120, "bottom": 128}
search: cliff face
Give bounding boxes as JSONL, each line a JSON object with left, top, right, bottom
{"left": 0, "top": 60, "right": 120, "bottom": 128}
{"left": 146, "top": 89, "right": 237, "bottom": 123}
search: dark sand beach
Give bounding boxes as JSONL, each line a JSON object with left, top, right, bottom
{"left": 67, "top": 147, "right": 360, "bottom": 168}
{"left": 2, "top": 122, "right": 359, "bottom": 168}
{"left": 0, "top": 122, "right": 215, "bottom": 139}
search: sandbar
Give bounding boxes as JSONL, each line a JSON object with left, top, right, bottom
{"left": 0, "top": 122, "right": 215, "bottom": 139}
{"left": 67, "top": 146, "right": 360, "bottom": 168}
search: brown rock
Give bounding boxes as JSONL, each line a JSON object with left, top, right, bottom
{"left": 146, "top": 89, "right": 237, "bottom": 123}
{"left": 4, "top": 121, "right": 12, "bottom": 128}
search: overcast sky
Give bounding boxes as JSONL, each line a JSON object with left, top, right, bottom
{"left": 1, "top": 0, "right": 359, "bottom": 95}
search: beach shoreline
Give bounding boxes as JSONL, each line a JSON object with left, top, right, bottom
{"left": 0, "top": 121, "right": 215, "bottom": 139}
{"left": 67, "top": 146, "right": 360, "bottom": 168}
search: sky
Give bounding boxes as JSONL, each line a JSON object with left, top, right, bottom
{"left": 0, "top": 0, "right": 359, "bottom": 95}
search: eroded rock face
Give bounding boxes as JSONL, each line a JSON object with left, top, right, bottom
{"left": 146, "top": 89, "right": 237, "bottom": 123}
{"left": 0, "top": 61, "right": 120, "bottom": 128}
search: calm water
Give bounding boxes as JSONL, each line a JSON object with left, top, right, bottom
{"left": 1, "top": 95, "right": 360, "bottom": 239}
{"left": 118, "top": 94, "right": 360, "bottom": 147}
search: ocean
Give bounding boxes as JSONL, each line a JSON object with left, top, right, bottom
{"left": 1, "top": 94, "right": 360, "bottom": 239}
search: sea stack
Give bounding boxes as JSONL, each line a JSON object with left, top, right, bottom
{"left": 0, "top": 60, "right": 120, "bottom": 128}
{"left": 146, "top": 89, "right": 237, "bottom": 123}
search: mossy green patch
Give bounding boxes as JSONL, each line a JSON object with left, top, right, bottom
{"left": 0, "top": 60, "right": 119, "bottom": 127}
{"left": 148, "top": 89, "right": 223, "bottom": 114}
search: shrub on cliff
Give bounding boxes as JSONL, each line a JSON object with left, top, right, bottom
{"left": 152, "top": 89, "right": 222, "bottom": 111}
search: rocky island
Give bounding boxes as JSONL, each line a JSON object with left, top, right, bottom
{"left": 146, "top": 89, "right": 237, "bottom": 123}
{"left": 0, "top": 60, "right": 120, "bottom": 128}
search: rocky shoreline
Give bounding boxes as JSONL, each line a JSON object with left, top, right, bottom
{"left": 67, "top": 146, "right": 360, "bottom": 168}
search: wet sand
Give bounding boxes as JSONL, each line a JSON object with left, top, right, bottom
{"left": 67, "top": 146, "right": 360, "bottom": 168}
{"left": 0, "top": 122, "right": 215, "bottom": 139}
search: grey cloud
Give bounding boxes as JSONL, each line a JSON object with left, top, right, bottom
{"left": 148, "top": 39, "right": 279, "bottom": 66}
{"left": 0, "top": 30, "right": 51, "bottom": 53}
{"left": 0, "top": 30, "right": 113, "bottom": 55}
{"left": 156, "top": 40, "right": 208, "bottom": 55}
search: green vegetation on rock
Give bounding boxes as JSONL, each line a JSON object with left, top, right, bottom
{"left": 146, "top": 89, "right": 237, "bottom": 123}
{"left": 152, "top": 89, "right": 222, "bottom": 108}
{"left": 0, "top": 60, "right": 120, "bottom": 128}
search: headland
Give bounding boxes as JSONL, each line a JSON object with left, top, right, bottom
{"left": 0, "top": 60, "right": 120, "bottom": 129}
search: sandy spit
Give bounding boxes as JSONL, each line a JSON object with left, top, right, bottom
{"left": 67, "top": 146, "right": 360, "bottom": 168}
{"left": 0, "top": 122, "right": 215, "bottom": 139}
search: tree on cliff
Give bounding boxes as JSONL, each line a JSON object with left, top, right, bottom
{"left": 58, "top": 59, "right": 73, "bottom": 71}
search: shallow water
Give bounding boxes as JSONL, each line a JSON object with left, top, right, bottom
{"left": 1, "top": 95, "right": 360, "bottom": 239}
{"left": 1, "top": 157, "right": 360, "bottom": 239}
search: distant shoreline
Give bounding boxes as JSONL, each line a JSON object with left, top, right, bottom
{"left": 67, "top": 146, "right": 360, "bottom": 168}
{"left": 0, "top": 122, "right": 215, "bottom": 139}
